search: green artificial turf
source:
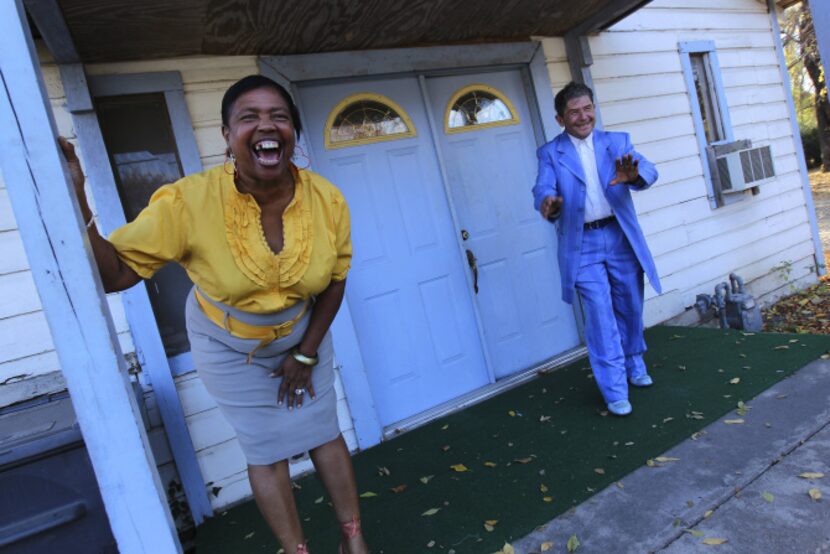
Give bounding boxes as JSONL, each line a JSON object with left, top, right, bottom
{"left": 195, "top": 326, "right": 830, "bottom": 553}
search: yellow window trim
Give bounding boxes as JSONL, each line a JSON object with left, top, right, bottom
{"left": 324, "top": 92, "right": 417, "bottom": 150}
{"left": 444, "top": 84, "right": 520, "bottom": 135}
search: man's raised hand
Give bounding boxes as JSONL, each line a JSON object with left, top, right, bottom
{"left": 610, "top": 153, "right": 640, "bottom": 186}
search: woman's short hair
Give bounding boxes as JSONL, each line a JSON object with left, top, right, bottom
{"left": 554, "top": 82, "right": 594, "bottom": 117}
{"left": 221, "top": 75, "right": 303, "bottom": 139}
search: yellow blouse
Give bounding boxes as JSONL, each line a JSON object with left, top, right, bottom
{"left": 109, "top": 165, "right": 351, "bottom": 313}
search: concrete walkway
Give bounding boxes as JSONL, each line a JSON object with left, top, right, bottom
{"left": 513, "top": 358, "right": 830, "bottom": 554}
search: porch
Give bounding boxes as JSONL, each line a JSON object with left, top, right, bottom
{"left": 195, "top": 324, "right": 830, "bottom": 553}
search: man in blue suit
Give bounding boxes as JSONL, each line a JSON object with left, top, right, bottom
{"left": 532, "top": 82, "right": 661, "bottom": 416}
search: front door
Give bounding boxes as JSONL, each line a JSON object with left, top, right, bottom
{"left": 425, "top": 70, "right": 580, "bottom": 378}
{"left": 299, "top": 76, "right": 491, "bottom": 426}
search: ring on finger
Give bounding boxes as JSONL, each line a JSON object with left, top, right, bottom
{"left": 294, "top": 387, "right": 306, "bottom": 395}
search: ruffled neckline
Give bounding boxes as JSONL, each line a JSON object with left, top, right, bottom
{"left": 223, "top": 166, "right": 313, "bottom": 290}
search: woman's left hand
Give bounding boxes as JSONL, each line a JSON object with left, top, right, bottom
{"left": 272, "top": 355, "right": 316, "bottom": 410}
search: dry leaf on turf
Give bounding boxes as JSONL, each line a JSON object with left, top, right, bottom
{"left": 704, "top": 510, "right": 713, "bottom": 518}
{"left": 685, "top": 530, "right": 704, "bottom": 537}
{"left": 724, "top": 419, "right": 745, "bottom": 425}
{"left": 567, "top": 534, "right": 580, "bottom": 552}
{"left": 390, "top": 484, "right": 408, "bottom": 493}
{"left": 541, "top": 542, "right": 554, "bottom": 552}
{"left": 729, "top": 377, "right": 740, "bottom": 385}
{"left": 540, "top": 484, "right": 549, "bottom": 492}
{"left": 421, "top": 507, "right": 441, "bottom": 516}
{"left": 450, "top": 464, "right": 469, "bottom": 472}
{"left": 441, "top": 424, "right": 449, "bottom": 430}
{"left": 762, "top": 491, "right": 774, "bottom": 503}
{"left": 543, "top": 496, "right": 553, "bottom": 503}
{"left": 484, "top": 461, "right": 498, "bottom": 468}
{"left": 420, "top": 475, "right": 434, "bottom": 484}
{"left": 799, "top": 472, "right": 825, "bottom": 479}
{"left": 514, "top": 457, "right": 534, "bottom": 464}
{"left": 314, "top": 496, "right": 324, "bottom": 504}
{"left": 702, "top": 538, "right": 728, "bottom": 545}
{"left": 808, "top": 488, "right": 822, "bottom": 501}
{"left": 499, "top": 543, "right": 515, "bottom": 554}
{"left": 594, "top": 468, "right": 605, "bottom": 475}
{"left": 654, "top": 457, "right": 679, "bottom": 463}
{"left": 359, "top": 491, "right": 377, "bottom": 498}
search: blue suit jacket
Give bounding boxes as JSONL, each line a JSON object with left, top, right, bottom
{"left": 532, "top": 129, "right": 662, "bottom": 304}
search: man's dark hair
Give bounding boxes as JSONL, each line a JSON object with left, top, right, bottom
{"left": 221, "top": 75, "right": 303, "bottom": 139}
{"left": 554, "top": 81, "right": 594, "bottom": 117}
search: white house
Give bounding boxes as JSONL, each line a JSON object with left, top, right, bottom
{"left": 0, "top": 0, "right": 823, "bottom": 550}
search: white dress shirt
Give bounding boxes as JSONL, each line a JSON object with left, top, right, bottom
{"left": 569, "top": 132, "right": 613, "bottom": 223}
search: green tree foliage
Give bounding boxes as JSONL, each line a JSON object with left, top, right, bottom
{"left": 781, "top": 0, "right": 828, "bottom": 170}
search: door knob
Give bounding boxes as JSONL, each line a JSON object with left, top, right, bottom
{"left": 465, "top": 249, "right": 479, "bottom": 294}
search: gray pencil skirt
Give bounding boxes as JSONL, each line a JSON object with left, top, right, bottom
{"left": 185, "top": 288, "right": 340, "bottom": 465}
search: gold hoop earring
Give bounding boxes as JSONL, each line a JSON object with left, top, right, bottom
{"left": 292, "top": 144, "right": 311, "bottom": 170}
{"left": 224, "top": 150, "right": 238, "bottom": 179}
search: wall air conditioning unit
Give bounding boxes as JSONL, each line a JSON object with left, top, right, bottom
{"left": 716, "top": 144, "right": 775, "bottom": 194}
{"left": 705, "top": 139, "right": 775, "bottom": 208}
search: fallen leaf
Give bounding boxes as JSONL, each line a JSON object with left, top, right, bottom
{"left": 594, "top": 468, "right": 605, "bottom": 475}
{"left": 799, "top": 472, "right": 825, "bottom": 479}
{"left": 691, "top": 431, "right": 706, "bottom": 440}
{"left": 729, "top": 377, "right": 740, "bottom": 385}
{"left": 390, "top": 484, "right": 408, "bottom": 494}
{"left": 624, "top": 441, "right": 635, "bottom": 446}
{"left": 540, "top": 484, "right": 549, "bottom": 493}
{"left": 421, "top": 507, "right": 441, "bottom": 516}
{"left": 314, "top": 496, "right": 324, "bottom": 504}
{"left": 500, "top": 543, "right": 515, "bottom": 554}
{"left": 687, "top": 500, "right": 694, "bottom": 508}
{"left": 450, "top": 464, "right": 469, "bottom": 472}
{"left": 508, "top": 410, "right": 516, "bottom": 417}
{"left": 567, "top": 534, "right": 580, "bottom": 552}
{"left": 704, "top": 510, "right": 713, "bottom": 518}
{"left": 243, "top": 532, "right": 255, "bottom": 540}
{"left": 646, "top": 459, "right": 656, "bottom": 467}
{"left": 513, "top": 457, "right": 534, "bottom": 464}
{"left": 762, "top": 491, "right": 774, "bottom": 503}
{"left": 359, "top": 491, "right": 377, "bottom": 498}
{"left": 724, "top": 419, "right": 745, "bottom": 425}
{"left": 616, "top": 482, "right": 625, "bottom": 489}
{"left": 485, "top": 519, "right": 498, "bottom": 526}
{"left": 773, "top": 345, "right": 789, "bottom": 350}
{"left": 655, "top": 457, "right": 679, "bottom": 463}
{"left": 419, "top": 475, "right": 434, "bottom": 484}
{"left": 703, "top": 538, "right": 728, "bottom": 545}
{"left": 808, "top": 488, "right": 822, "bottom": 501}
{"left": 426, "top": 540, "right": 435, "bottom": 548}
{"left": 685, "top": 529, "right": 704, "bottom": 537}
{"left": 543, "top": 496, "right": 553, "bottom": 503}
{"left": 484, "top": 522, "right": 495, "bottom": 532}
{"left": 663, "top": 417, "right": 674, "bottom": 423}
{"left": 540, "top": 415, "right": 552, "bottom": 422}
{"left": 541, "top": 542, "right": 554, "bottom": 552}
{"left": 484, "top": 461, "right": 498, "bottom": 468}
{"left": 441, "top": 424, "right": 449, "bottom": 430}
{"left": 377, "top": 466, "right": 390, "bottom": 476}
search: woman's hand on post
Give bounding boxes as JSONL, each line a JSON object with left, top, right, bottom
{"left": 58, "top": 136, "right": 86, "bottom": 196}
{"left": 272, "top": 355, "right": 316, "bottom": 410}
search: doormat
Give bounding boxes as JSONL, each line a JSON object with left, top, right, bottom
{"left": 195, "top": 326, "right": 830, "bottom": 553}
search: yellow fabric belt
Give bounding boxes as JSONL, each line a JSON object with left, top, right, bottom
{"left": 194, "top": 289, "right": 309, "bottom": 363}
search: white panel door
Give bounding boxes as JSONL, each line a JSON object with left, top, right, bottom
{"left": 299, "top": 76, "right": 490, "bottom": 426}
{"left": 426, "top": 70, "right": 581, "bottom": 378}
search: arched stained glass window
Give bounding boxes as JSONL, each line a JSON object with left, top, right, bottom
{"left": 445, "top": 84, "right": 519, "bottom": 134}
{"left": 325, "top": 93, "right": 416, "bottom": 149}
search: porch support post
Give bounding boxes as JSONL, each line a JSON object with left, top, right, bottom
{"left": 769, "top": 0, "right": 827, "bottom": 275}
{"left": 808, "top": 0, "right": 830, "bottom": 103}
{"left": 564, "top": 33, "right": 604, "bottom": 130}
{"left": 0, "top": 0, "right": 182, "bottom": 551}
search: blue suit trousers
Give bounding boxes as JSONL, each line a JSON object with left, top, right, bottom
{"left": 575, "top": 220, "right": 647, "bottom": 403}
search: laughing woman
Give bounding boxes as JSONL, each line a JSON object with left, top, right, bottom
{"left": 61, "top": 75, "right": 368, "bottom": 554}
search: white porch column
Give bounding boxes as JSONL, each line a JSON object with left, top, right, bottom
{"left": 0, "top": 0, "right": 182, "bottom": 552}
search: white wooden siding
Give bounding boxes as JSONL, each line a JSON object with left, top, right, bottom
{"left": 541, "top": 0, "right": 817, "bottom": 326}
